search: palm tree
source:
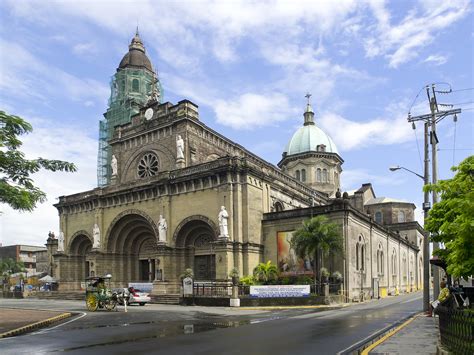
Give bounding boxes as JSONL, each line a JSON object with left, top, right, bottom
{"left": 290, "top": 215, "right": 343, "bottom": 287}
{"left": 253, "top": 261, "right": 278, "bottom": 284}
{"left": 0, "top": 258, "right": 25, "bottom": 291}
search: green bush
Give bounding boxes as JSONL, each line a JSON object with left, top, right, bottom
{"left": 239, "top": 275, "right": 256, "bottom": 286}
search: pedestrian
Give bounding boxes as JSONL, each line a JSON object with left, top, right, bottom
{"left": 430, "top": 280, "right": 450, "bottom": 316}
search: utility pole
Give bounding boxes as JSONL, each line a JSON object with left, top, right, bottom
{"left": 407, "top": 84, "right": 461, "bottom": 312}
{"left": 427, "top": 85, "right": 441, "bottom": 299}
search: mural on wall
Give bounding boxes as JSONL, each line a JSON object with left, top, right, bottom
{"left": 277, "top": 231, "right": 313, "bottom": 276}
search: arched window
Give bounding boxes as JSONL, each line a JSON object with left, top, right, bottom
{"left": 316, "top": 168, "right": 322, "bottom": 182}
{"left": 398, "top": 210, "right": 406, "bottom": 223}
{"left": 334, "top": 172, "right": 338, "bottom": 187}
{"left": 356, "top": 236, "right": 365, "bottom": 271}
{"left": 274, "top": 201, "right": 284, "bottom": 212}
{"left": 301, "top": 169, "right": 306, "bottom": 182}
{"left": 402, "top": 253, "right": 407, "bottom": 280}
{"left": 356, "top": 243, "right": 360, "bottom": 270}
{"left": 391, "top": 249, "right": 397, "bottom": 276}
{"left": 375, "top": 211, "right": 383, "bottom": 224}
{"left": 132, "top": 78, "right": 140, "bottom": 92}
{"left": 377, "top": 244, "right": 384, "bottom": 275}
{"left": 322, "top": 169, "right": 328, "bottom": 183}
{"left": 296, "top": 170, "right": 300, "bottom": 181}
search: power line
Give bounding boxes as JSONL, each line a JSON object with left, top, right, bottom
{"left": 449, "top": 87, "right": 474, "bottom": 93}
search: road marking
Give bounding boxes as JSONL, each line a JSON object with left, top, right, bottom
{"left": 360, "top": 314, "right": 420, "bottom": 355}
{"left": 33, "top": 312, "right": 87, "bottom": 334}
{"left": 0, "top": 312, "right": 72, "bottom": 339}
{"left": 401, "top": 296, "right": 422, "bottom": 304}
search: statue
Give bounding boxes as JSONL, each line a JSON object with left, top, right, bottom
{"left": 57, "top": 231, "right": 65, "bottom": 252}
{"left": 48, "top": 231, "right": 55, "bottom": 239}
{"left": 218, "top": 206, "right": 229, "bottom": 238}
{"left": 93, "top": 223, "right": 100, "bottom": 249}
{"left": 176, "top": 135, "right": 184, "bottom": 160}
{"left": 158, "top": 215, "right": 167, "bottom": 243}
{"left": 111, "top": 155, "right": 118, "bottom": 176}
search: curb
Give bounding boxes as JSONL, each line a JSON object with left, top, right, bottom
{"left": 0, "top": 312, "right": 72, "bottom": 339}
{"left": 238, "top": 304, "right": 349, "bottom": 310}
{"left": 360, "top": 313, "right": 420, "bottom": 354}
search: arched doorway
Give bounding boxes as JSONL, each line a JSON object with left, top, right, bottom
{"left": 68, "top": 232, "right": 92, "bottom": 280}
{"left": 175, "top": 217, "right": 218, "bottom": 281}
{"left": 107, "top": 212, "right": 158, "bottom": 284}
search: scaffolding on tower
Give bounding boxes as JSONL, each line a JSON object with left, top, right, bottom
{"left": 97, "top": 68, "right": 162, "bottom": 187}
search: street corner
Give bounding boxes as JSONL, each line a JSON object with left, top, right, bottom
{"left": 0, "top": 308, "right": 72, "bottom": 338}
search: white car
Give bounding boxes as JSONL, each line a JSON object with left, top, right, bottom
{"left": 127, "top": 287, "right": 151, "bottom": 306}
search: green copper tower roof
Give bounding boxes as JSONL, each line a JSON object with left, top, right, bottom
{"left": 284, "top": 96, "right": 339, "bottom": 155}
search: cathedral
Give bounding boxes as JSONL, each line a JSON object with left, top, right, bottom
{"left": 48, "top": 31, "right": 424, "bottom": 301}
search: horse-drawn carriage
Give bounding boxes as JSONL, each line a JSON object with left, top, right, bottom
{"left": 85, "top": 274, "right": 119, "bottom": 311}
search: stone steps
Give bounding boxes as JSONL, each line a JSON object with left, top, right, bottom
{"left": 151, "top": 294, "right": 181, "bottom": 305}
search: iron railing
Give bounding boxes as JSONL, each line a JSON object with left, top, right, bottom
{"left": 437, "top": 305, "right": 474, "bottom": 355}
{"left": 193, "top": 283, "right": 343, "bottom": 297}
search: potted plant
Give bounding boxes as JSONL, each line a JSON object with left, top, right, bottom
{"left": 320, "top": 267, "right": 330, "bottom": 284}
{"left": 332, "top": 271, "right": 342, "bottom": 283}
{"left": 229, "top": 267, "right": 240, "bottom": 285}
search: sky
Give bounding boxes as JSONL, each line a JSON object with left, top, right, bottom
{"left": 0, "top": 0, "right": 473, "bottom": 247}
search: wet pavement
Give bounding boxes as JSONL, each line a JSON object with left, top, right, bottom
{"left": 0, "top": 292, "right": 425, "bottom": 354}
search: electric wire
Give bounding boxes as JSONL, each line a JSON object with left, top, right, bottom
{"left": 449, "top": 87, "right": 474, "bottom": 93}
{"left": 413, "top": 126, "right": 423, "bottom": 172}
{"left": 453, "top": 118, "right": 457, "bottom": 166}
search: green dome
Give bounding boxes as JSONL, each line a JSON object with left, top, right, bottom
{"left": 284, "top": 124, "right": 339, "bottom": 155}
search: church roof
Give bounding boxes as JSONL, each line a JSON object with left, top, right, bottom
{"left": 283, "top": 97, "right": 339, "bottom": 156}
{"left": 118, "top": 30, "right": 154, "bottom": 72}
{"left": 365, "top": 197, "right": 409, "bottom": 205}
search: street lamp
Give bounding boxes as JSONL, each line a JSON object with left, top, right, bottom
{"left": 390, "top": 165, "right": 431, "bottom": 313}
{"left": 389, "top": 166, "right": 424, "bottom": 180}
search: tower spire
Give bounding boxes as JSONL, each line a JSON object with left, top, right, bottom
{"left": 303, "top": 93, "right": 315, "bottom": 125}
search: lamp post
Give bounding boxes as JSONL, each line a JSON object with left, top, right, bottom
{"left": 389, "top": 164, "right": 431, "bottom": 313}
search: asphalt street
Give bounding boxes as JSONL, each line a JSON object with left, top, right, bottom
{"left": 0, "top": 292, "right": 423, "bottom": 354}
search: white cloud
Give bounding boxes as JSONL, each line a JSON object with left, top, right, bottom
{"left": 365, "top": 0, "right": 469, "bottom": 67}
{"left": 423, "top": 54, "right": 449, "bottom": 66}
{"left": 341, "top": 168, "right": 406, "bottom": 191}
{"left": 0, "top": 40, "right": 109, "bottom": 106}
{"left": 319, "top": 111, "right": 413, "bottom": 151}
{"left": 0, "top": 115, "right": 97, "bottom": 246}
{"left": 72, "top": 42, "right": 97, "bottom": 56}
{"left": 214, "top": 93, "right": 296, "bottom": 130}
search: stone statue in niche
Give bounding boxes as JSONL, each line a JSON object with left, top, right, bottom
{"left": 57, "top": 231, "right": 65, "bottom": 252}
{"left": 158, "top": 215, "right": 167, "bottom": 243}
{"left": 93, "top": 223, "right": 101, "bottom": 249}
{"left": 111, "top": 155, "right": 118, "bottom": 176}
{"left": 176, "top": 135, "right": 185, "bottom": 160}
{"left": 218, "top": 206, "right": 229, "bottom": 238}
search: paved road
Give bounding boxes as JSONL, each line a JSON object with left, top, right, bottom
{"left": 0, "top": 292, "right": 423, "bottom": 354}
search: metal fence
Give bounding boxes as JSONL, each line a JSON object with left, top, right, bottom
{"left": 193, "top": 283, "right": 232, "bottom": 297}
{"left": 192, "top": 283, "right": 343, "bottom": 297}
{"left": 437, "top": 305, "right": 474, "bottom": 355}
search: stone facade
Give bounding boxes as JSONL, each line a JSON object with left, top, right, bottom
{"left": 48, "top": 32, "right": 423, "bottom": 300}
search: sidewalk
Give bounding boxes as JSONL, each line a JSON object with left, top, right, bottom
{"left": 0, "top": 308, "right": 72, "bottom": 338}
{"left": 367, "top": 313, "right": 439, "bottom": 354}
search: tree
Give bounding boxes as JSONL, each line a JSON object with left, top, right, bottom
{"left": 253, "top": 261, "right": 278, "bottom": 284}
{"left": 0, "top": 111, "right": 77, "bottom": 211}
{"left": 1, "top": 258, "right": 25, "bottom": 290}
{"left": 425, "top": 156, "right": 474, "bottom": 279}
{"left": 290, "top": 215, "right": 343, "bottom": 286}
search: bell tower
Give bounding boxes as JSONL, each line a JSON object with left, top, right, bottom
{"left": 97, "top": 29, "right": 163, "bottom": 186}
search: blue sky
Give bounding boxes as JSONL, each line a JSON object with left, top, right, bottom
{"left": 1, "top": 0, "right": 473, "bottom": 246}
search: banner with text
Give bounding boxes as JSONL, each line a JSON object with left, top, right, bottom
{"left": 250, "top": 285, "right": 310, "bottom": 298}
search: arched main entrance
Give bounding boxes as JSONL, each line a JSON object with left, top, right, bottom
{"left": 106, "top": 212, "right": 158, "bottom": 284}
{"left": 68, "top": 232, "right": 92, "bottom": 280}
{"left": 175, "top": 217, "right": 218, "bottom": 281}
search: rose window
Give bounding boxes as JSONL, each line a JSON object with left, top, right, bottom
{"left": 137, "top": 153, "right": 159, "bottom": 178}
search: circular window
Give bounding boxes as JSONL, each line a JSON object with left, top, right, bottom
{"left": 137, "top": 153, "right": 159, "bottom": 178}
